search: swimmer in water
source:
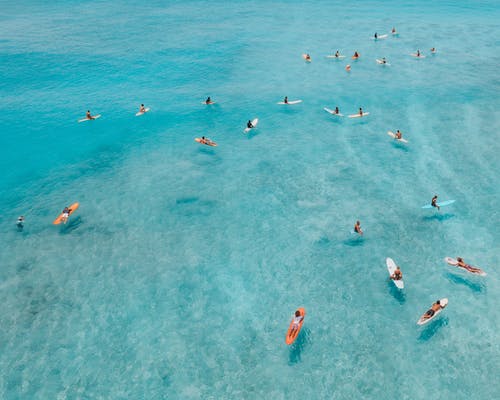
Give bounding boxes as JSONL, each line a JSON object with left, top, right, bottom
{"left": 354, "top": 220, "right": 363, "bottom": 235}
{"left": 431, "top": 195, "right": 440, "bottom": 211}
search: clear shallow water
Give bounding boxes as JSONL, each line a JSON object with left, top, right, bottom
{"left": 1, "top": 1, "right": 499, "bottom": 398}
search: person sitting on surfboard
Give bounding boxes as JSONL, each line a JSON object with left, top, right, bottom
{"left": 431, "top": 195, "right": 440, "bottom": 211}
{"left": 395, "top": 130, "right": 402, "bottom": 139}
{"left": 416, "top": 50, "right": 421, "bottom": 57}
{"left": 335, "top": 50, "right": 340, "bottom": 58}
{"left": 247, "top": 120, "right": 254, "bottom": 129}
{"left": 353, "top": 51, "right": 359, "bottom": 59}
{"left": 390, "top": 266, "right": 403, "bottom": 281}
{"left": 139, "top": 104, "right": 146, "bottom": 113}
{"left": 392, "top": 27, "right": 396, "bottom": 34}
{"left": 374, "top": 32, "right": 378, "bottom": 39}
{"left": 86, "top": 110, "right": 96, "bottom": 120}
{"left": 205, "top": 97, "right": 212, "bottom": 104}
{"left": 283, "top": 96, "right": 289, "bottom": 104}
{"left": 17, "top": 216, "right": 25, "bottom": 229}
{"left": 354, "top": 220, "right": 363, "bottom": 235}
{"left": 381, "top": 57, "right": 387, "bottom": 64}
{"left": 289, "top": 310, "right": 304, "bottom": 335}
{"left": 334, "top": 106, "right": 340, "bottom": 115}
{"left": 456, "top": 257, "right": 482, "bottom": 273}
{"left": 358, "top": 107, "right": 363, "bottom": 116}
{"left": 304, "top": 54, "right": 311, "bottom": 61}
{"left": 430, "top": 48, "right": 436, "bottom": 53}
{"left": 422, "top": 300, "right": 443, "bottom": 320}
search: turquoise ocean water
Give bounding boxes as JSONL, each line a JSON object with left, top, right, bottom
{"left": 1, "top": 1, "right": 499, "bottom": 398}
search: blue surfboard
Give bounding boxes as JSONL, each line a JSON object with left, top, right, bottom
{"left": 421, "top": 200, "right": 455, "bottom": 209}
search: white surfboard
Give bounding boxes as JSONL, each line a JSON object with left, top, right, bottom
{"left": 348, "top": 112, "right": 369, "bottom": 118}
{"left": 444, "top": 257, "right": 487, "bottom": 276}
{"left": 410, "top": 53, "right": 426, "bottom": 58}
{"left": 387, "top": 131, "right": 408, "bottom": 143}
{"left": 324, "top": 107, "right": 344, "bottom": 117}
{"left": 386, "top": 258, "right": 404, "bottom": 289}
{"left": 376, "top": 59, "right": 391, "bottom": 66}
{"left": 372, "top": 34, "right": 388, "bottom": 40}
{"left": 201, "top": 101, "right": 216, "bottom": 105}
{"left": 78, "top": 114, "right": 101, "bottom": 123}
{"left": 244, "top": 118, "right": 258, "bottom": 133}
{"left": 135, "top": 108, "right": 150, "bottom": 116}
{"left": 277, "top": 100, "right": 303, "bottom": 105}
{"left": 417, "top": 298, "right": 448, "bottom": 325}
{"left": 326, "top": 55, "right": 346, "bottom": 59}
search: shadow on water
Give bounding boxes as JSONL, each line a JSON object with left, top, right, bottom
{"left": 59, "top": 216, "right": 82, "bottom": 234}
{"left": 176, "top": 196, "right": 199, "bottom": 205}
{"left": 418, "top": 317, "right": 448, "bottom": 341}
{"left": 391, "top": 141, "right": 410, "bottom": 152}
{"left": 445, "top": 272, "right": 485, "bottom": 293}
{"left": 288, "top": 327, "right": 310, "bottom": 365}
{"left": 246, "top": 129, "right": 260, "bottom": 139}
{"left": 387, "top": 281, "right": 406, "bottom": 304}
{"left": 343, "top": 234, "right": 364, "bottom": 247}
{"left": 422, "top": 213, "right": 455, "bottom": 222}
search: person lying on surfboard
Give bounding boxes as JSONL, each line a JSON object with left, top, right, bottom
{"left": 431, "top": 195, "right": 440, "bottom": 210}
{"left": 354, "top": 220, "right": 363, "bottom": 235}
{"left": 456, "top": 257, "right": 482, "bottom": 274}
{"left": 289, "top": 310, "right": 304, "bottom": 335}
{"left": 283, "top": 96, "right": 288, "bottom": 104}
{"left": 86, "top": 110, "right": 96, "bottom": 120}
{"left": 422, "top": 300, "right": 444, "bottom": 320}
{"left": 61, "top": 206, "right": 71, "bottom": 223}
{"left": 247, "top": 120, "right": 254, "bottom": 129}
{"left": 390, "top": 266, "right": 403, "bottom": 281}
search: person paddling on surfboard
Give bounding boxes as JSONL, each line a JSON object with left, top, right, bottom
{"left": 61, "top": 206, "right": 71, "bottom": 224}
{"left": 86, "top": 110, "right": 96, "bottom": 120}
{"left": 289, "top": 310, "right": 304, "bottom": 335}
{"left": 422, "top": 300, "right": 444, "bottom": 320}
{"left": 354, "top": 220, "right": 363, "bottom": 235}
{"left": 431, "top": 195, "right": 440, "bottom": 211}
{"left": 390, "top": 265, "right": 403, "bottom": 281}
{"left": 247, "top": 120, "right": 254, "bottom": 129}
{"left": 456, "top": 257, "right": 482, "bottom": 274}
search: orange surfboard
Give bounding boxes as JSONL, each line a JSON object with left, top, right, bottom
{"left": 195, "top": 138, "right": 217, "bottom": 147}
{"left": 285, "top": 307, "right": 306, "bottom": 345}
{"left": 53, "top": 202, "right": 79, "bottom": 225}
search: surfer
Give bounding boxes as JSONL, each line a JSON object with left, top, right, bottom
{"left": 334, "top": 106, "right": 340, "bottom": 115}
{"left": 431, "top": 195, "right": 440, "bottom": 211}
{"left": 139, "top": 104, "right": 146, "bottom": 113}
{"left": 335, "top": 50, "right": 340, "bottom": 58}
{"left": 390, "top": 266, "right": 403, "bottom": 281}
{"left": 205, "top": 97, "right": 212, "bottom": 104}
{"left": 304, "top": 54, "right": 311, "bottom": 61}
{"left": 17, "top": 216, "right": 25, "bottom": 230}
{"left": 289, "top": 310, "right": 304, "bottom": 335}
{"left": 86, "top": 110, "right": 96, "bottom": 120}
{"left": 416, "top": 50, "right": 421, "bottom": 57}
{"left": 374, "top": 32, "right": 378, "bottom": 39}
{"left": 395, "top": 130, "right": 402, "bottom": 139}
{"left": 354, "top": 220, "right": 363, "bottom": 235}
{"left": 353, "top": 51, "right": 359, "bottom": 59}
{"left": 392, "top": 27, "right": 397, "bottom": 34}
{"left": 422, "top": 300, "right": 444, "bottom": 320}
{"left": 61, "top": 206, "right": 71, "bottom": 223}
{"left": 247, "top": 120, "right": 254, "bottom": 129}
{"left": 430, "top": 48, "right": 436, "bottom": 53}
{"left": 345, "top": 64, "right": 351, "bottom": 72}
{"left": 456, "top": 257, "right": 482, "bottom": 273}
{"left": 359, "top": 107, "right": 363, "bottom": 116}
{"left": 381, "top": 57, "right": 387, "bottom": 64}
{"left": 284, "top": 96, "right": 288, "bottom": 104}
